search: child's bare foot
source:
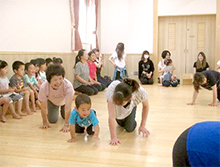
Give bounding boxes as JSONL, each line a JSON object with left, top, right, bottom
{"left": 26, "top": 109, "right": 34, "bottom": 115}
{"left": 13, "top": 114, "right": 22, "bottom": 119}
{"left": 17, "top": 112, "right": 27, "bottom": 116}
{"left": 1, "top": 115, "right": 7, "bottom": 123}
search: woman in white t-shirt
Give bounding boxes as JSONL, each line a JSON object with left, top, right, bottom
{"left": 105, "top": 78, "right": 150, "bottom": 146}
{"left": 108, "top": 43, "right": 128, "bottom": 81}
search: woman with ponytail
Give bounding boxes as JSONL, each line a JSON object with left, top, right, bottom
{"left": 187, "top": 70, "right": 220, "bottom": 106}
{"left": 105, "top": 78, "right": 150, "bottom": 146}
{"left": 108, "top": 43, "right": 128, "bottom": 81}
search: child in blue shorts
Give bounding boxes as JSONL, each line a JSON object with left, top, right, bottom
{"left": 68, "top": 94, "right": 100, "bottom": 142}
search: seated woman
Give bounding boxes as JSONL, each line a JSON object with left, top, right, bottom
{"left": 73, "top": 49, "right": 102, "bottom": 96}
{"left": 158, "top": 50, "right": 171, "bottom": 83}
{"left": 138, "top": 50, "right": 154, "bottom": 84}
{"left": 193, "top": 52, "right": 209, "bottom": 73}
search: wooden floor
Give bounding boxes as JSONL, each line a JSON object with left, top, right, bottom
{"left": 1, "top": 84, "right": 220, "bottom": 167}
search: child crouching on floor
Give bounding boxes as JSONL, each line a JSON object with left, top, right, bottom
{"left": 68, "top": 94, "right": 100, "bottom": 142}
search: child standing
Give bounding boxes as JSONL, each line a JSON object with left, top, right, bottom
{"left": 9, "top": 61, "right": 34, "bottom": 115}
{"left": 68, "top": 94, "right": 100, "bottom": 142}
{"left": 0, "top": 60, "right": 23, "bottom": 122}
{"left": 109, "top": 43, "right": 128, "bottom": 81}
{"left": 24, "top": 62, "right": 41, "bottom": 109}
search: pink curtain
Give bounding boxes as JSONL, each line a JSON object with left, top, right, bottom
{"left": 74, "top": 0, "right": 82, "bottom": 50}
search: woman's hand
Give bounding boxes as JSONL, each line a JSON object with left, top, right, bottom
{"left": 67, "top": 138, "right": 76, "bottom": 143}
{"left": 109, "top": 137, "right": 121, "bottom": 146}
{"left": 187, "top": 102, "right": 195, "bottom": 105}
{"left": 40, "top": 122, "right": 51, "bottom": 129}
{"left": 138, "top": 126, "right": 150, "bottom": 137}
{"left": 208, "top": 102, "right": 217, "bottom": 106}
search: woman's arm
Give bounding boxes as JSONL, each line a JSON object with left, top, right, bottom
{"left": 187, "top": 90, "right": 199, "bottom": 105}
{"left": 108, "top": 57, "right": 116, "bottom": 68}
{"left": 209, "top": 84, "right": 217, "bottom": 106}
{"left": 138, "top": 99, "right": 150, "bottom": 137}
{"left": 193, "top": 68, "right": 197, "bottom": 74}
{"left": 39, "top": 101, "right": 51, "bottom": 129}
{"left": 107, "top": 100, "right": 120, "bottom": 145}
{"left": 75, "top": 74, "right": 90, "bottom": 85}
{"left": 60, "top": 96, "right": 73, "bottom": 132}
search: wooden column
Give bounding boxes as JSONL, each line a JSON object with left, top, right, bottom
{"left": 216, "top": 0, "right": 220, "bottom": 68}
{"left": 153, "top": 0, "right": 159, "bottom": 81}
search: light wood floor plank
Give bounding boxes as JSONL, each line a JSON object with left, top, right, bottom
{"left": 0, "top": 85, "right": 219, "bottom": 167}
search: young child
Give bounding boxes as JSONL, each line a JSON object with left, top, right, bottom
{"left": 45, "top": 58, "right": 53, "bottom": 67}
{"left": 87, "top": 51, "right": 105, "bottom": 91}
{"left": 93, "top": 48, "right": 111, "bottom": 87}
{"left": 30, "top": 59, "right": 40, "bottom": 82}
{"left": 109, "top": 43, "right": 128, "bottom": 81}
{"left": 53, "top": 57, "right": 63, "bottom": 67}
{"left": 162, "top": 59, "right": 178, "bottom": 87}
{"left": 68, "top": 94, "right": 100, "bottom": 142}
{"left": 9, "top": 61, "right": 34, "bottom": 115}
{"left": 24, "top": 62, "right": 41, "bottom": 109}
{"left": 0, "top": 60, "right": 23, "bottom": 122}
{"left": 37, "top": 58, "right": 47, "bottom": 84}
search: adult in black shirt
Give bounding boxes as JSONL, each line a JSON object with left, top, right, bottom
{"left": 193, "top": 52, "right": 209, "bottom": 73}
{"left": 187, "top": 70, "right": 220, "bottom": 106}
{"left": 138, "top": 50, "right": 154, "bottom": 84}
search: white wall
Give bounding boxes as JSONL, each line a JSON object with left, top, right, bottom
{"left": 158, "top": 0, "right": 216, "bottom": 16}
{"left": 0, "top": 0, "right": 71, "bottom": 52}
{"left": 100, "top": 0, "right": 154, "bottom": 54}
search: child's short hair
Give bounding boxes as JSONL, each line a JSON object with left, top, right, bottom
{"left": 37, "top": 58, "right": 46, "bottom": 67}
{"left": 25, "top": 62, "right": 33, "bottom": 71}
{"left": 164, "top": 58, "right": 172, "bottom": 66}
{"left": 46, "top": 64, "right": 65, "bottom": 83}
{"left": 30, "top": 59, "right": 40, "bottom": 67}
{"left": 0, "top": 60, "right": 8, "bottom": 69}
{"left": 75, "top": 94, "right": 91, "bottom": 108}
{"left": 12, "top": 61, "right": 24, "bottom": 71}
{"left": 45, "top": 58, "right": 53, "bottom": 66}
{"left": 53, "top": 57, "right": 63, "bottom": 64}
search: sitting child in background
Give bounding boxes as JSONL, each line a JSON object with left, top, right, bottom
{"left": 162, "top": 59, "right": 179, "bottom": 87}
{"left": 0, "top": 60, "right": 23, "bottom": 122}
{"left": 87, "top": 51, "right": 105, "bottom": 91}
{"left": 10, "top": 61, "right": 35, "bottom": 115}
{"left": 30, "top": 59, "right": 40, "bottom": 84}
{"left": 24, "top": 62, "right": 41, "bottom": 109}
{"left": 37, "top": 58, "right": 47, "bottom": 84}
{"left": 68, "top": 94, "right": 100, "bottom": 143}
{"left": 45, "top": 58, "right": 53, "bottom": 67}
{"left": 53, "top": 57, "right": 63, "bottom": 67}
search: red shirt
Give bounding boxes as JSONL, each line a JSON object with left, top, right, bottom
{"left": 87, "top": 61, "right": 97, "bottom": 80}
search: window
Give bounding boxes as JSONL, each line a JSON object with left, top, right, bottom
{"left": 78, "top": 0, "right": 97, "bottom": 49}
